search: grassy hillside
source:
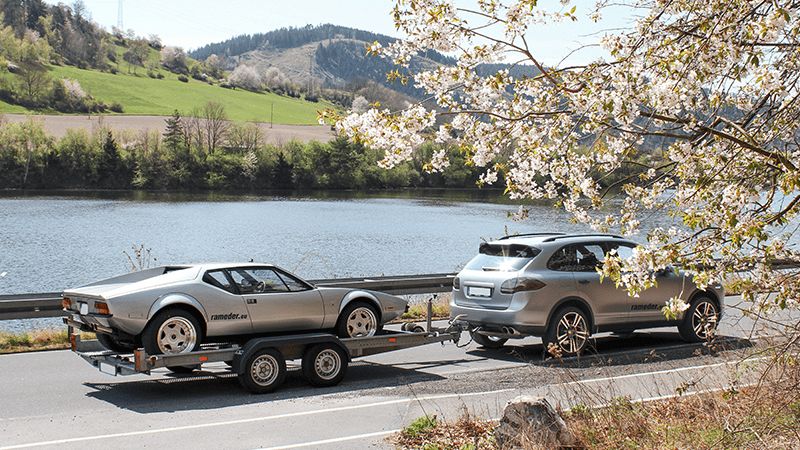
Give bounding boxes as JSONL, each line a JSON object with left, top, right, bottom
{"left": 1, "top": 61, "right": 330, "bottom": 124}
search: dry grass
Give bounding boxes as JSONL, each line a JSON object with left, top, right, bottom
{"left": 393, "top": 412, "right": 497, "bottom": 450}
{"left": 0, "top": 329, "right": 94, "bottom": 354}
{"left": 392, "top": 340, "right": 800, "bottom": 449}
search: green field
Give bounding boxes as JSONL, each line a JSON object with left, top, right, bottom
{"left": 0, "top": 64, "right": 329, "bottom": 124}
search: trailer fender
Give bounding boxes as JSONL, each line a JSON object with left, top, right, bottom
{"left": 232, "top": 333, "right": 350, "bottom": 375}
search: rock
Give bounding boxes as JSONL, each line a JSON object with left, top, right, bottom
{"left": 494, "top": 396, "right": 576, "bottom": 448}
{"left": 6, "top": 62, "right": 20, "bottom": 74}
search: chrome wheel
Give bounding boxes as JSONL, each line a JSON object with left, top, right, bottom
{"left": 251, "top": 354, "right": 279, "bottom": 387}
{"left": 314, "top": 349, "right": 342, "bottom": 381}
{"left": 692, "top": 301, "right": 718, "bottom": 340}
{"left": 156, "top": 316, "right": 197, "bottom": 354}
{"left": 346, "top": 306, "right": 377, "bottom": 337}
{"left": 556, "top": 311, "right": 589, "bottom": 355}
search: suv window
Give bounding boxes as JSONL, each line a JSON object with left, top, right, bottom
{"left": 203, "top": 270, "right": 236, "bottom": 293}
{"left": 229, "top": 268, "right": 290, "bottom": 295}
{"left": 606, "top": 242, "right": 636, "bottom": 259}
{"left": 548, "top": 243, "right": 606, "bottom": 272}
{"left": 464, "top": 243, "right": 541, "bottom": 272}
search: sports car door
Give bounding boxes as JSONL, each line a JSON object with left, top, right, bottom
{"left": 228, "top": 267, "right": 325, "bottom": 332}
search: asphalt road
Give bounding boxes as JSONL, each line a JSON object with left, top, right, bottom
{"left": 0, "top": 296, "right": 791, "bottom": 450}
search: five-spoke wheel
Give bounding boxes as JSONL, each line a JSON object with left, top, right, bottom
{"left": 337, "top": 302, "right": 379, "bottom": 338}
{"left": 544, "top": 306, "right": 591, "bottom": 357}
{"left": 679, "top": 296, "right": 719, "bottom": 343}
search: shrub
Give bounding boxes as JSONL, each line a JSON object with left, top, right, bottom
{"left": 109, "top": 102, "right": 124, "bottom": 113}
{"left": 177, "top": 75, "right": 189, "bottom": 83}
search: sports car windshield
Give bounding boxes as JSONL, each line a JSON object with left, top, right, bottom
{"left": 464, "top": 244, "right": 541, "bottom": 271}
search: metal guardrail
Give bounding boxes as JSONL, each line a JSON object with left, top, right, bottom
{"left": 0, "top": 273, "right": 456, "bottom": 321}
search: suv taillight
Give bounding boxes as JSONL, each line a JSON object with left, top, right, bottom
{"left": 453, "top": 277, "right": 461, "bottom": 290}
{"left": 500, "top": 278, "right": 546, "bottom": 294}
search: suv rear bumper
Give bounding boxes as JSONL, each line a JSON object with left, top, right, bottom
{"left": 450, "top": 303, "right": 546, "bottom": 337}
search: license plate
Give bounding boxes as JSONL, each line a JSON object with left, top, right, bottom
{"left": 99, "top": 362, "right": 117, "bottom": 376}
{"left": 468, "top": 286, "right": 492, "bottom": 297}
{"left": 79, "top": 302, "right": 88, "bottom": 315}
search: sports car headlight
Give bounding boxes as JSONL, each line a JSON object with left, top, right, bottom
{"left": 500, "top": 278, "right": 546, "bottom": 294}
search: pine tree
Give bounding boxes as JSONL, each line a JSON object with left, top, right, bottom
{"left": 163, "top": 110, "right": 185, "bottom": 150}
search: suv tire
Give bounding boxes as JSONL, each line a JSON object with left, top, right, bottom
{"left": 678, "top": 296, "right": 719, "bottom": 343}
{"left": 543, "top": 306, "right": 591, "bottom": 357}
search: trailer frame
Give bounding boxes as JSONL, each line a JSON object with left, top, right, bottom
{"left": 65, "top": 300, "right": 467, "bottom": 393}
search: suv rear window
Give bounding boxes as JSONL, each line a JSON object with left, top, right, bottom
{"left": 464, "top": 243, "right": 541, "bottom": 271}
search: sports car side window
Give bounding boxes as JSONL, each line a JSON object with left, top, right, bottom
{"left": 275, "top": 270, "right": 312, "bottom": 292}
{"left": 231, "top": 269, "right": 290, "bottom": 294}
{"left": 203, "top": 270, "right": 235, "bottom": 294}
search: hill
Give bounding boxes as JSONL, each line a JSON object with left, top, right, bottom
{"left": 0, "top": 0, "right": 327, "bottom": 124}
{"left": 190, "top": 24, "right": 540, "bottom": 105}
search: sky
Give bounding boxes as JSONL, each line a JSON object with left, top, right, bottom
{"left": 42, "top": 1, "right": 635, "bottom": 65}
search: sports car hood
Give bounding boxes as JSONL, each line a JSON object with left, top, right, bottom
{"left": 64, "top": 266, "right": 200, "bottom": 300}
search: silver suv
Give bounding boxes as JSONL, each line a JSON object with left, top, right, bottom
{"left": 451, "top": 233, "right": 724, "bottom": 356}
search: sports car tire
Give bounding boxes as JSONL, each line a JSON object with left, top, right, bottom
{"left": 302, "top": 343, "right": 348, "bottom": 387}
{"left": 96, "top": 333, "right": 136, "bottom": 353}
{"left": 336, "top": 302, "right": 380, "bottom": 338}
{"left": 238, "top": 348, "right": 287, "bottom": 394}
{"left": 141, "top": 308, "right": 203, "bottom": 356}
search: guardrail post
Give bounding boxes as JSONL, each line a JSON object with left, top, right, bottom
{"left": 426, "top": 295, "right": 434, "bottom": 332}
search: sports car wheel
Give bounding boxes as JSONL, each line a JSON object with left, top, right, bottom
{"left": 679, "top": 296, "right": 719, "bottom": 343}
{"left": 96, "top": 333, "right": 136, "bottom": 353}
{"left": 142, "top": 308, "right": 203, "bottom": 356}
{"left": 302, "top": 343, "right": 348, "bottom": 387}
{"left": 238, "top": 348, "right": 287, "bottom": 394}
{"left": 336, "top": 302, "right": 379, "bottom": 338}
{"left": 544, "top": 306, "right": 591, "bottom": 357}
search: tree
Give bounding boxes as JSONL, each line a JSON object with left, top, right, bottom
{"left": 163, "top": 110, "right": 185, "bottom": 150}
{"left": 97, "top": 131, "right": 123, "bottom": 187}
{"left": 204, "top": 53, "right": 223, "bottom": 78}
{"left": 228, "top": 64, "right": 261, "bottom": 91}
{"left": 160, "top": 46, "right": 187, "bottom": 74}
{"left": 123, "top": 38, "right": 149, "bottom": 74}
{"left": 16, "top": 61, "right": 49, "bottom": 104}
{"left": 330, "top": 1, "right": 800, "bottom": 313}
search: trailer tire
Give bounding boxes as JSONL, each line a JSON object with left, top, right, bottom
{"left": 302, "top": 343, "right": 348, "bottom": 387}
{"left": 238, "top": 348, "right": 287, "bottom": 394}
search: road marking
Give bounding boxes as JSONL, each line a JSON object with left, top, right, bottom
{"left": 257, "top": 429, "right": 402, "bottom": 450}
{"left": 0, "top": 389, "right": 515, "bottom": 449}
{"left": 562, "top": 355, "right": 766, "bottom": 387}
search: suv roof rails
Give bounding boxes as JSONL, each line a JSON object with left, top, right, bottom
{"left": 541, "top": 233, "right": 624, "bottom": 243}
{"left": 498, "top": 232, "right": 566, "bottom": 241}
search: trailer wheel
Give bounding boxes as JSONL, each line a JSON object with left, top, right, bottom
{"left": 302, "top": 343, "right": 348, "bottom": 387}
{"left": 238, "top": 348, "right": 287, "bottom": 394}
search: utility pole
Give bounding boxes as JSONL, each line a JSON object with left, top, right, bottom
{"left": 117, "top": 0, "right": 124, "bottom": 30}
{"left": 308, "top": 53, "right": 314, "bottom": 96}
{"left": 270, "top": 102, "right": 274, "bottom": 129}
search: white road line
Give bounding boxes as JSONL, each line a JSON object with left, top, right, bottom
{"left": 562, "top": 355, "right": 766, "bottom": 387}
{"left": 0, "top": 389, "right": 515, "bottom": 450}
{"left": 257, "top": 429, "right": 402, "bottom": 450}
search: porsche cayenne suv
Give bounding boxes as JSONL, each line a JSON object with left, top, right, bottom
{"left": 451, "top": 233, "right": 724, "bottom": 356}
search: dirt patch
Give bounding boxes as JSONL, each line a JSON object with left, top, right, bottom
{"left": 2, "top": 114, "right": 334, "bottom": 144}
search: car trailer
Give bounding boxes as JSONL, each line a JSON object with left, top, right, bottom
{"left": 64, "top": 303, "right": 467, "bottom": 394}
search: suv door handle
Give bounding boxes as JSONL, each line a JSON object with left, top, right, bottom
{"left": 578, "top": 279, "right": 590, "bottom": 284}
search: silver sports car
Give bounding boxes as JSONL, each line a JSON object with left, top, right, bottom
{"left": 63, "top": 263, "right": 408, "bottom": 356}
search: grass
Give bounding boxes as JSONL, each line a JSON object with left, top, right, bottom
{"left": 0, "top": 62, "right": 330, "bottom": 124}
{"left": 0, "top": 329, "right": 94, "bottom": 354}
{"left": 392, "top": 353, "right": 800, "bottom": 449}
{"left": 399, "top": 296, "right": 451, "bottom": 321}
